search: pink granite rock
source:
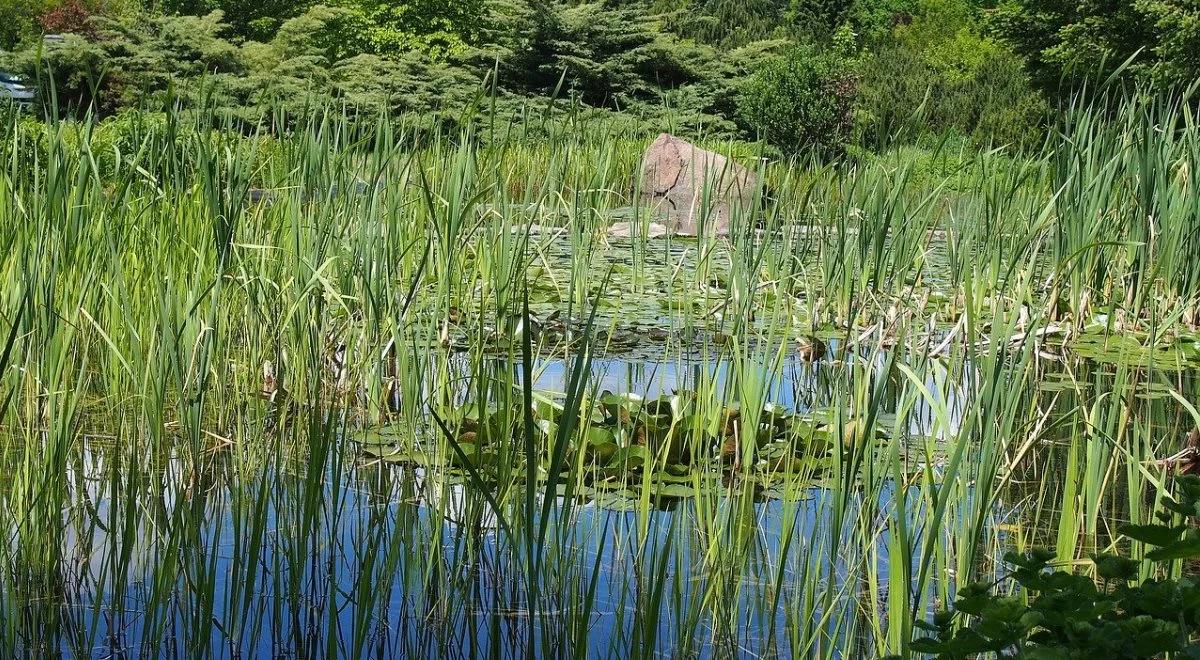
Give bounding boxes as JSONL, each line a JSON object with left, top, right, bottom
{"left": 638, "top": 133, "right": 758, "bottom": 235}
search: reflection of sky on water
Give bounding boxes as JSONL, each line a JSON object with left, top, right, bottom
{"left": 50, "top": 431, "right": 989, "bottom": 658}
{"left": 32, "top": 345, "right": 1003, "bottom": 658}
{"left": 23, "top": 340, "right": 1197, "bottom": 656}
{"left": 527, "top": 341, "right": 970, "bottom": 439}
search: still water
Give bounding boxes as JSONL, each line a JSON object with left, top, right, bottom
{"left": 11, "top": 348, "right": 1194, "bottom": 657}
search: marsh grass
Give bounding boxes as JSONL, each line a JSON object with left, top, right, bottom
{"left": 0, "top": 89, "right": 1197, "bottom": 657}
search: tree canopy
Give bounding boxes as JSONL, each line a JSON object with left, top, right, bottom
{"left": 989, "top": 0, "right": 1200, "bottom": 90}
{"left": 1, "top": 0, "right": 1197, "bottom": 157}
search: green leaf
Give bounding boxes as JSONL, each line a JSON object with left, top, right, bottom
{"left": 1119, "top": 523, "right": 1187, "bottom": 547}
{"left": 651, "top": 483, "right": 697, "bottom": 498}
{"left": 1146, "top": 536, "right": 1200, "bottom": 562}
{"left": 356, "top": 419, "right": 416, "bottom": 445}
{"left": 608, "top": 445, "right": 652, "bottom": 470}
{"left": 1093, "top": 553, "right": 1139, "bottom": 581}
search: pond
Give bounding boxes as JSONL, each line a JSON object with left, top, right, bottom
{"left": 18, "top": 343, "right": 1195, "bottom": 658}
{"left": 5, "top": 108, "right": 1200, "bottom": 657}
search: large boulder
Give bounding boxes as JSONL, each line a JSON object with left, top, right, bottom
{"left": 638, "top": 133, "right": 758, "bottom": 235}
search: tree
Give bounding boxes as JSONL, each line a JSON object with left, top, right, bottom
{"left": 0, "top": 0, "right": 53, "bottom": 50}
{"left": 7, "top": 11, "right": 244, "bottom": 114}
{"left": 160, "top": 0, "right": 311, "bottom": 40}
{"left": 856, "top": 0, "right": 1048, "bottom": 148}
{"left": 788, "top": 0, "right": 857, "bottom": 35}
{"left": 480, "top": 1, "right": 689, "bottom": 105}
{"left": 659, "top": 0, "right": 793, "bottom": 47}
{"left": 269, "top": 4, "right": 369, "bottom": 63}
{"left": 738, "top": 45, "right": 856, "bottom": 156}
{"left": 989, "top": 0, "right": 1200, "bottom": 91}
{"left": 39, "top": 0, "right": 100, "bottom": 39}
{"left": 330, "top": 0, "right": 486, "bottom": 58}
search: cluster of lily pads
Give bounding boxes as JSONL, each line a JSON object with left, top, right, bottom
{"left": 359, "top": 388, "right": 886, "bottom": 501}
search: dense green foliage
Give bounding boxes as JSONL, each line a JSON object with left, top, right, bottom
{"left": 909, "top": 476, "right": 1200, "bottom": 657}
{"left": 161, "top": 0, "right": 306, "bottom": 40}
{"left": 0, "top": 0, "right": 1061, "bottom": 156}
{"left": 990, "top": 0, "right": 1200, "bottom": 92}
{"left": 0, "top": 0, "right": 52, "bottom": 50}
{"left": 158, "top": 0, "right": 486, "bottom": 50}
{"left": 0, "top": 0, "right": 1197, "bottom": 157}
{"left": 857, "top": 0, "right": 1048, "bottom": 148}
{"left": 738, "top": 43, "right": 856, "bottom": 155}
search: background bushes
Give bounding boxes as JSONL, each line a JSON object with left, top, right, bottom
{"left": 1, "top": 0, "right": 1194, "bottom": 160}
{"left": 737, "top": 43, "right": 857, "bottom": 156}
{"left": 855, "top": 0, "right": 1048, "bottom": 150}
